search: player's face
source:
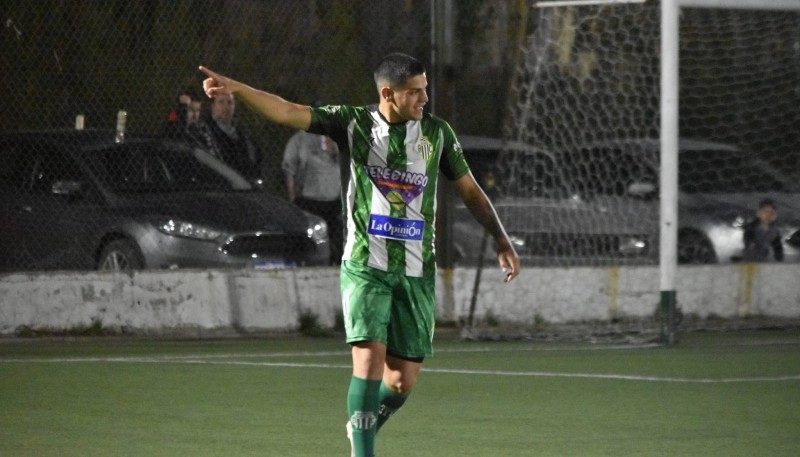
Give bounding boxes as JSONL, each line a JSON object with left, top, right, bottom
{"left": 391, "top": 73, "right": 428, "bottom": 121}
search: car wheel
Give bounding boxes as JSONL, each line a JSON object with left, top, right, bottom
{"left": 678, "top": 231, "right": 716, "bottom": 264}
{"left": 98, "top": 239, "right": 144, "bottom": 271}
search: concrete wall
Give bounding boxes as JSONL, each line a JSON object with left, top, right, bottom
{"left": 1, "top": 263, "right": 799, "bottom": 335}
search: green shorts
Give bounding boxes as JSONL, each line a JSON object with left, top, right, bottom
{"left": 340, "top": 260, "right": 436, "bottom": 359}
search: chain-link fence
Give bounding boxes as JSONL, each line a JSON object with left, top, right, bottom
{"left": 500, "top": 2, "right": 800, "bottom": 268}
{"left": 1, "top": 0, "right": 524, "bottom": 272}
{"left": 4, "top": 1, "right": 799, "bottom": 274}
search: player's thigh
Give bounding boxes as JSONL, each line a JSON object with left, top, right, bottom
{"left": 387, "top": 275, "right": 436, "bottom": 359}
{"left": 341, "top": 261, "right": 393, "bottom": 344}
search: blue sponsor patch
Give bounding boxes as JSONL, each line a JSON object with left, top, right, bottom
{"left": 368, "top": 214, "right": 424, "bottom": 241}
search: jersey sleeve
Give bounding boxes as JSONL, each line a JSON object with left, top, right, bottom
{"left": 438, "top": 121, "right": 470, "bottom": 181}
{"left": 308, "top": 105, "right": 352, "bottom": 147}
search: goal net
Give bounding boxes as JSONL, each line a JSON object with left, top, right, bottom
{"left": 498, "top": 0, "right": 800, "bottom": 269}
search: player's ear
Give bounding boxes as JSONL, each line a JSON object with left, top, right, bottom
{"left": 380, "top": 86, "right": 394, "bottom": 103}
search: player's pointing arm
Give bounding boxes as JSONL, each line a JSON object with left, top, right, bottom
{"left": 198, "top": 66, "right": 311, "bottom": 131}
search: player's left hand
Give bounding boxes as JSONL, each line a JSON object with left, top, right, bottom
{"left": 498, "top": 245, "right": 520, "bottom": 283}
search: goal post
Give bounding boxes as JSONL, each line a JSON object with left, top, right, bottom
{"left": 497, "top": 0, "right": 800, "bottom": 341}
{"left": 661, "top": 0, "right": 679, "bottom": 345}
{"left": 661, "top": 0, "right": 800, "bottom": 343}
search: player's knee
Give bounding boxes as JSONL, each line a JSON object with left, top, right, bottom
{"left": 385, "top": 376, "right": 416, "bottom": 395}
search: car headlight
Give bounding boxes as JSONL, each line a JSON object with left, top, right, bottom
{"left": 157, "top": 219, "right": 222, "bottom": 241}
{"left": 508, "top": 234, "right": 526, "bottom": 249}
{"left": 619, "top": 236, "right": 648, "bottom": 255}
{"left": 304, "top": 212, "right": 329, "bottom": 245}
{"left": 730, "top": 215, "right": 746, "bottom": 229}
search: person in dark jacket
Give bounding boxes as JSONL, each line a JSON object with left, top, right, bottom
{"left": 743, "top": 198, "right": 783, "bottom": 262}
{"left": 203, "top": 93, "right": 263, "bottom": 183}
{"left": 164, "top": 91, "right": 210, "bottom": 149}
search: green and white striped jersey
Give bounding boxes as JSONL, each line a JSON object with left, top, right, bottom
{"left": 309, "top": 104, "right": 470, "bottom": 279}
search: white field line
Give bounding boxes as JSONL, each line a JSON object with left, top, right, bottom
{"left": 2, "top": 354, "right": 798, "bottom": 384}
{"left": 0, "top": 343, "right": 662, "bottom": 364}
{"left": 424, "top": 368, "right": 800, "bottom": 383}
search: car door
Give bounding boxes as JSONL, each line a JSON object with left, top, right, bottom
{"left": 0, "top": 141, "right": 26, "bottom": 271}
{"left": 5, "top": 143, "right": 98, "bottom": 270}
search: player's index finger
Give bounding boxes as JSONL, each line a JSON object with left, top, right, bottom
{"left": 198, "top": 65, "right": 216, "bottom": 78}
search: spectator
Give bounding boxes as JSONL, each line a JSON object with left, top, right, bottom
{"left": 164, "top": 92, "right": 202, "bottom": 139}
{"left": 742, "top": 198, "right": 783, "bottom": 262}
{"left": 282, "top": 105, "right": 342, "bottom": 264}
{"left": 203, "top": 93, "right": 263, "bottom": 183}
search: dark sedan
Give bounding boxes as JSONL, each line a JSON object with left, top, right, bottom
{"left": 0, "top": 130, "right": 330, "bottom": 272}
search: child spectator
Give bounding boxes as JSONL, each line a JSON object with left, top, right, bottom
{"left": 742, "top": 198, "right": 783, "bottom": 262}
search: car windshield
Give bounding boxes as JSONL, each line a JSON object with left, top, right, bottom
{"left": 85, "top": 141, "right": 253, "bottom": 193}
{"left": 465, "top": 148, "right": 569, "bottom": 198}
{"left": 678, "top": 150, "right": 790, "bottom": 193}
{"left": 566, "top": 147, "right": 657, "bottom": 197}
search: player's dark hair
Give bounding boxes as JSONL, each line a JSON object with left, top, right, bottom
{"left": 373, "top": 53, "right": 426, "bottom": 88}
{"left": 758, "top": 198, "right": 776, "bottom": 209}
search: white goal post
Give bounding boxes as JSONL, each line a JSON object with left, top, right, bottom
{"left": 495, "top": 0, "right": 800, "bottom": 341}
{"left": 660, "top": 0, "right": 800, "bottom": 343}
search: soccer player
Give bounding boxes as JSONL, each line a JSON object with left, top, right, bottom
{"left": 199, "top": 53, "right": 520, "bottom": 457}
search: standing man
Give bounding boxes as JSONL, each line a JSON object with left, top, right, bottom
{"left": 164, "top": 92, "right": 202, "bottom": 135}
{"left": 204, "top": 93, "right": 264, "bottom": 183}
{"left": 200, "top": 53, "right": 520, "bottom": 457}
{"left": 282, "top": 107, "right": 343, "bottom": 264}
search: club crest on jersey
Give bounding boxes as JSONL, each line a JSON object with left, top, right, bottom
{"left": 416, "top": 136, "right": 433, "bottom": 162}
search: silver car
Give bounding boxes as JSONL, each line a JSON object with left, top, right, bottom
{"left": 565, "top": 138, "right": 800, "bottom": 264}
{"left": 451, "top": 136, "right": 800, "bottom": 266}
{"left": 451, "top": 136, "right": 652, "bottom": 267}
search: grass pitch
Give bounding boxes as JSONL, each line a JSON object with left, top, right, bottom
{"left": 1, "top": 329, "right": 798, "bottom": 456}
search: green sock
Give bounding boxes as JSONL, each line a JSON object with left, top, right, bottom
{"left": 376, "top": 381, "right": 409, "bottom": 432}
{"left": 347, "top": 376, "right": 381, "bottom": 457}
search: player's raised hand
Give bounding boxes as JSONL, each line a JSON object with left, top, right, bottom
{"left": 498, "top": 245, "right": 520, "bottom": 283}
{"left": 198, "top": 66, "right": 236, "bottom": 98}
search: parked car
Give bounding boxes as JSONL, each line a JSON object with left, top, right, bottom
{"left": 451, "top": 136, "right": 800, "bottom": 266}
{"left": 0, "top": 129, "right": 330, "bottom": 272}
{"left": 451, "top": 136, "right": 653, "bottom": 266}
{"left": 564, "top": 138, "right": 800, "bottom": 264}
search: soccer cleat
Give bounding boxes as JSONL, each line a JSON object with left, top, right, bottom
{"left": 346, "top": 421, "right": 354, "bottom": 457}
